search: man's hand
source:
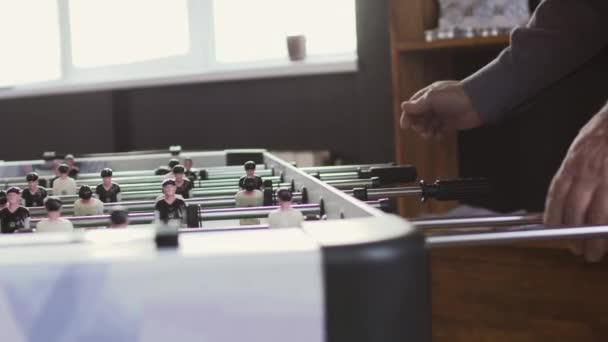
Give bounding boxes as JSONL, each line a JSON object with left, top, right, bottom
{"left": 400, "top": 80, "right": 483, "bottom": 137}
{"left": 544, "top": 105, "right": 608, "bottom": 262}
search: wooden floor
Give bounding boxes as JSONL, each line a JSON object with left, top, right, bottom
{"left": 431, "top": 243, "right": 608, "bottom": 341}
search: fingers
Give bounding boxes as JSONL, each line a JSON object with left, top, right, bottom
{"left": 562, "top": 177, "right": 595, "bottom": 227}
{"left": 583, "top": 186, "right": 608, "bottom": 262}
{"left": 583, "top": 239, "right": 607, "bottom": 263}
{"left": 400, "top": 97, "right": 432, "bottom": 130}
{"left": 543, "top": 165, "right": 573, "bottom": 227}
{"left": 410, "top": 84, "right": 433, "bottom": 101}
{"left": 560, "top": 177, "right": 594, "bottom": 257}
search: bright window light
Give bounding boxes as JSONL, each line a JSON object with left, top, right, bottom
{"left": 68, "top": 0, "right": 191, "bottom": 68}
{"left": 213, "top": 0, "right": 357, "bottom": 63}
{"left": 0, "top": 1, "right": 61, "bottom": 87}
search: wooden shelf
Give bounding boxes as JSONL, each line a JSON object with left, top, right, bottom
{"left": 397, "top": 35, "right": 509, "bottom": 53}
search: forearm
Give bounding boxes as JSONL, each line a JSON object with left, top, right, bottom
{"left": 463, "top": 0, "right": 608, "bottom": 123}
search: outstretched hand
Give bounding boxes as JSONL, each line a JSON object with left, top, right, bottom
{"left": 544, "top": 104, "right": 608, "bottom": 262}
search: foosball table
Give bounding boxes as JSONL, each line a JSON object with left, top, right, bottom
{"left": 0, "top": 149, "right": 606, "bottom": 342}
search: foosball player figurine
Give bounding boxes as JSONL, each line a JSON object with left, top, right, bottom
{"left": 172, "top": 165, "right": 194, "bottom": 199}
{"left": 0, "top": 190, "right": 7, "bottom": 210}
{"left": 155, "top": 158, "right": 181, "bottom": 176}
{"left": 22, "top": 172, "right": 48, "bottom": 207}
{"left": 49, "top": 166, "right": 60, "bottom": 188}
{"left": 235, "top": 176, "right": 264, "bottom": 226}
{"left": 268, "top": 188, "right": 304, "bottom": 229}
{"left": 74, "top": 185, "right": 104, "bottom": 216}
{"left": 65, "top": 154, "right": 80, "bottom": 179}
{"left": 0, "top": 187, "right": 31, "bottom": 234}
{"left": 52, "top": 164, "right": 78, "bottom": 196}
{"left": 35, "top": 197, "right": 74, "bottom": 233}
{"left": 96, "top": 168, "right": 122, "bottom": 203}
{"left": 238, "top": 161, "right": 263, "bottom": 190}
{"left": 109, "top": 206, "right": 129, "bottom": 228}
{"left": 154, "top": 179, "right": 187, "bottom": 227}
{"left": 183, "top": 157, "right": 198, "bottom": 182}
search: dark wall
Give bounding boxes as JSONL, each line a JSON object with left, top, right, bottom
{"left": 0, "top": 0, "right": 394, "bottom": 164}
{"left": 0, "top": 93, "right": 115, "bottom": 161}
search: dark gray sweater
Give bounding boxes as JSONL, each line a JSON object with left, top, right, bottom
{"left": 462, "top": 0, "right": 608, "bottom": 123}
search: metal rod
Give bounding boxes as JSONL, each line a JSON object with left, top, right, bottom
{"left": 27, "top": 193, "right": 306, "bottom": 217}
{"left": 75, "top": 165, "right": 264, "bottom": 180}
{"left": 67, "top": 163, "right": 387, "bottom": 181}
{"left": 299, "top": 163, "right": 393, "bottom": 173}
{"left": 50, "top": 183, "right": 294, "bottom": 203}
{"left": 116, "top": 177, "right": 282, "bottom": 192}
{"left": 0, "top": 165, "right": 267, "bottom": 185}
{"left": 30, "top": 204, "right": 322, "bottom": 228}
{"left": 49, "top": 177, "right": 377, "bottom": 202}
{"left": 343, "top": 187, "right": 422, "bottom": 199}
{"left": 411, "top": 214, "right": 543, "bottom": 230}
{"left": 30, "top": 198, "right": 388, "bottom": 229}
{"left": 30, "top": 184, "right": 423, "bottom": 217}
{"left": 7, "top": 170, "right": 277, "bottom": 188}
{"left": 426, "top": 225, "right": 608, "bottom": 248}
{"left": 325, "top": 179, "right": 378, "bottom": 190}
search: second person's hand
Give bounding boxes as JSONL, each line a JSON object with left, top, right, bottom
{"left": 400, "top": 80, "right": 483, "bottom": 137}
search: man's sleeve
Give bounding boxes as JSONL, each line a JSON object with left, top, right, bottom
{"left": 462, "top": 0, "right": 608, "bottom": 123}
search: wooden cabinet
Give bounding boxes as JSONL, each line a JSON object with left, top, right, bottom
{"left": 388, "top": 0, "right": 509, "bottom": 217}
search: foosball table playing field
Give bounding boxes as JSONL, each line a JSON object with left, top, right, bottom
{"left": 0, "top": 149, "right": 606, "bottom": 342}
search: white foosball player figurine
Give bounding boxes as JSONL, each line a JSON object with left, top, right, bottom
{"left": 74, "top": 185, "right": 104, "bottom": 216}
{"left": 183, "top": 157, "right": 198, "bottom": 182}
{"left": 36, "top": 197, "right": 74, "bottom": 233}
{"left": 52, "top": 164, "right": 78, "bottom": 196}
{"left": 268, "top": 188, "right": 304, "bottom": 229}
{"left": 235, "top": 177, "right": 264, "bottom": 226}
{"left": 65, "top": 154, "right": 80, "bottom": 179}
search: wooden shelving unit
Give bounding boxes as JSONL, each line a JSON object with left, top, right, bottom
{"left": 397, "top": 35, "right": 509, "bottom": 52}
{"left": 388, "top": 0, "right": 509, "bottom": 217}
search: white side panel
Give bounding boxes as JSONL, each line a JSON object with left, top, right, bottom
{"left": 0, "top": 229, "right": 324, "bottom": 342}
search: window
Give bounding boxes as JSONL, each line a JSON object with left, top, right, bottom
{"left": 214, "top": 0, "right": 357, "bottom": 63}
{"left": 69, "top": 0, "right": 191, "bottom": 68}
{"left": 0, "top": 1, "right": 61, "bottom": 87}
{"left": 0, "top": 0, "right": 358, "bottom": 97}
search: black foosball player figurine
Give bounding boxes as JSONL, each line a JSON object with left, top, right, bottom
{"left": 35, "top": 197, "right": 74, "bottom": 233}
{"left": 0, "top": 187, "right": 31, "bottom": 234}
{"left": 22, "top": 172, "right": 48, "bottom": 207}
{"left": 74, "top": 185, "right": 104, "bottom": 216}
{"left": 96, "top": 168, "right": 122, "bottom": 203}
{"left": 238, "top": 161, "right": 264, "bottom": 190}
{"left": 172, "top": 165, "right": 194, "bottom": 199}
{"left": 267, "top": 188, "right": 304, "bottom": 229}
{"left": 0, "top": 190, "right": 7, "bottom": 210}
{"left": 154, "top": 179, "right": 187, "bottom": 227}
{"left": 109, "top": 206, "right": 129, "bottom": 228}
{"left": 64, "top": 154, "right": 80, "bottom": 179}
{"left": 183, "top": 157, "right": 198, "bottom": 182}
{"left": 235, "top": 177, "right": 264, "bottom": 226}
{"left": 155, "top": 158, "right": 181, "bottom": 176}
{"left": 52, "top": 164, "right": 78, "bottom": 196}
